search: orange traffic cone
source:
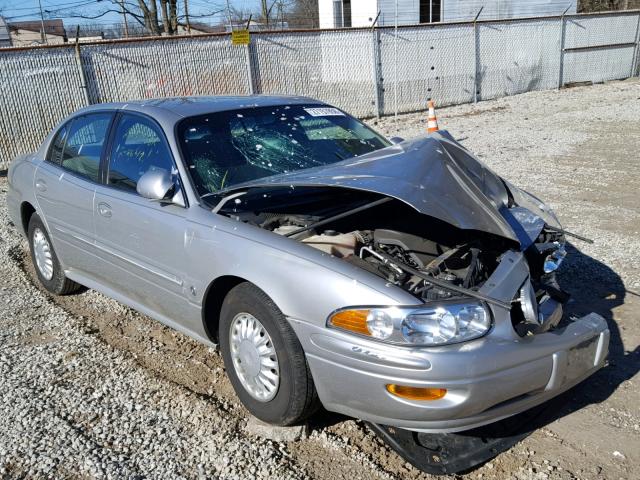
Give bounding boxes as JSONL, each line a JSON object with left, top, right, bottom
{"left": 427, "top": 100, "right": 439, "bottom": 134}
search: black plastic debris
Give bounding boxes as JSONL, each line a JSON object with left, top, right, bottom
{"left": 368, "top": 393, "right": 568, "bottom": 475}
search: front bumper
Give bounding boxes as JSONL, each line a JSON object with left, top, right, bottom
{"left": 291, "top": 312, "right": 609, "bottom": 433}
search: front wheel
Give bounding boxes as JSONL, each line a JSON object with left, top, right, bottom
{"left": 219, "top": 283, "right": 319, "bottom": 425}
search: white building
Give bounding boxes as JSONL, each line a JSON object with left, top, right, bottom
{"left": 318, "top": 0, "right": 577, "bottom": 28}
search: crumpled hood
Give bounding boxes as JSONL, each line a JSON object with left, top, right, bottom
{"left": 224, "top": 131, "right": 558, "bottom": 246}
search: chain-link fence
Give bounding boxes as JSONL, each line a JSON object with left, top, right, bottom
{"left": 1, "top": 10, "right": 639, "bottom": 169}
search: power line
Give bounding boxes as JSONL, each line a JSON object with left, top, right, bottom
{"left": 3, "top": 1, "right": 101, "bottom": 20}
{"left": 1, "top": 0, "right": 100, "bottom": 13}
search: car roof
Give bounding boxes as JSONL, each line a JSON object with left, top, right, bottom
{"left": 76, "top": 95, "right": 326, "bottom": 119}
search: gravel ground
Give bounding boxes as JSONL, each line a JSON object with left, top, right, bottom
{"left": 1, "top": 79, "right": 639, "bottom": 479}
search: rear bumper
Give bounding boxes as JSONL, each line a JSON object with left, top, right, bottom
{"left": 292, "top": 312, "right": 609, "bottom": 433}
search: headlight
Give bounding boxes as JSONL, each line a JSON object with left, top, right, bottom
{"left": 328, "top": 301, "right": 491, "bottom": 346}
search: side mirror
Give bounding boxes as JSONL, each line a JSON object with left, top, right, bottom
{"left": 137, "top": 168, "right": 175, "bottom": 201}
{"left": 389, "top": 136, "right": 405, "bottom": 145}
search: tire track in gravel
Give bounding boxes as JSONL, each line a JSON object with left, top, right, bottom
{"left": 1, "top": 233, "right": 313, "bottom": 479}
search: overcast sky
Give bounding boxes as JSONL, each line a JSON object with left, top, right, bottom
{"left": 0, "top": 0, "right": 260, "bottom": 26}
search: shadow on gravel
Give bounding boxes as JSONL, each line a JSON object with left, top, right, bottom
{"left": 402, "top": 242, "right": 637, "bottom": 475}
{"left": 553, "top": 242, "right": 638, "bottom": 418}
{"left": 0, "top": 169, "right": 7, "bottom": 177}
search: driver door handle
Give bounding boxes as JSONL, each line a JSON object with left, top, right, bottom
{"left": 97, "top": 202, "right": 112, "bottom": 218}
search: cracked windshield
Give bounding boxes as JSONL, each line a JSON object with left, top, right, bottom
{"left": 178, "top": 105, "right": 390, "bottom": 195}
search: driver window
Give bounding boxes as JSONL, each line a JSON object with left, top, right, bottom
{"left": 108, "top": 115, "right": 174, "bottom": 193}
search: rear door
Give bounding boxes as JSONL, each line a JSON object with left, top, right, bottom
{"left": 92, "top": 112, "right": 197, "bottom": 329}
{"left": 34, "top": 112, "right": 113, "bottom": 275}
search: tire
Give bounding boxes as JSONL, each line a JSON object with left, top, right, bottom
{"left": 219, "top": 282, "right": 319, "bottom": 425}
{"left": 27, "top": 213, "right": 80, "bottom": 295}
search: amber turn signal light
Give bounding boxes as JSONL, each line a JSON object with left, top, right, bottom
{"left": 329, "top": 309, "right": 371, "bottom": 336}
{"left": 386, "top": 384, "right": 447, "bottom": 401}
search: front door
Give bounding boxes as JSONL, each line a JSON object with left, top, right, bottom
{"left": 92, "top": 113, "right": 197, "bottom": 332}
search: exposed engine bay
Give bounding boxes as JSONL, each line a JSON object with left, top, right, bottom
{"left": 282, "top": 226, "right": 497, "bottom": 304}
{"left": 220, "top": 189, "right": 503, "bottom": 301}
{"left": 216, "top": 186, "right": 571, "bottom": 337}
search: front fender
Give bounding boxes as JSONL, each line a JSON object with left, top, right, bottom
{"left": 185, "top": 207, "right": 417, "bottom": 329}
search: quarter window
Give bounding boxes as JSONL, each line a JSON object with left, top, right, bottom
{"left": 107, "top": 115, "right": 174, "bottom": 193}
{"left": 47, "top": 124, "right": 68, "bottom": 165}
{"left": 61, "top": 113, "right": 112, "bottom": 182}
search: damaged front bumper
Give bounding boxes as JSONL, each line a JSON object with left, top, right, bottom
{"left": 294, "top": 312, "right": 609, "bottom": 433}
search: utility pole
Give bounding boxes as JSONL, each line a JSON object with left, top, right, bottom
{"left": 226, "top": 0, "right": 233, "bottom": 31}
{"left": 394, "top": 0, "right": 398, "bottom": 121}
{"left": 277, "top": 0, "right": 283, "bottom": 29}
{"left": 120, "top": 0, "right": 129, "bottom": 38}
{"left": 184, "top": 0, "right": 191, "bottom": 34}
{"left": 37, "top": 0, "right": 47, "bottom": 44}
{"left": 261, "top": 0, "right": 268, "bottom": 26}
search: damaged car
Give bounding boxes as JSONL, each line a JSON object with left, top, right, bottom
{"left": 6, "top": 96, "right": 609, "bottom": 474}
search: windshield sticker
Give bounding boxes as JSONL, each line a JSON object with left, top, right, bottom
{"left": 303, "top": 107, "right": 345, "bottom": 117}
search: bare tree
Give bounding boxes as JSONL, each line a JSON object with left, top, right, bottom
{"left": 287, "top": 0, "right": 318, "bottom": 28}
{"left": 578, "top": 0, "right": 640, "bottom": 12}
{"left": 67, "top": 0, "right": 223, "bottom": 36}
{"left": 135, "top": 0, "right": 177, "bottom": 34}
{"left": 134, "top": 0, "right": 161, "bottom": 34}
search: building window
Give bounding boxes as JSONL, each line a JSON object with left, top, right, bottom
{"left": 420, "top": 0, "right": 441, "bottom": 23}
{"left": 343, "top": 0, "right": 352, "bottom": 28}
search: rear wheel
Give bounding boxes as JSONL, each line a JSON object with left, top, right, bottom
{"left": 27, "top": 214, "right": 80, "bottom": 295}
{"left": 219, "top": 282, "right": 319, "bottom": 425}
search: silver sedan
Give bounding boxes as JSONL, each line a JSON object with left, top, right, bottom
{"left": 6, "top": 96, "right": 608, "bottom": 455}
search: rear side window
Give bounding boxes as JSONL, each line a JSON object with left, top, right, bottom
{"left": 47, "top": 125, "right": 68, "bottom": 165}
{"left": 107, "top": 114, "right": 174, "bottom": 193}
{"left": 61, "top": 113, "right": 112, "bottom": 182}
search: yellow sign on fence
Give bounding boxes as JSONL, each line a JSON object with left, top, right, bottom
{"left": 231, "top": 30, "right": 250, "bottom": 45}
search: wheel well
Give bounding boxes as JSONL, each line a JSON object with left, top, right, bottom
{"left": 20, "top": 202, "right": 36, "bottom": 235}
{"left": 202, "top": 275, "right": 247, "bottom": 343}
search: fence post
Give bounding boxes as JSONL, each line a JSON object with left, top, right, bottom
{"left": 393, "top": 0, "right": 398, "bottom": 120}
{"left": 245, "top": 41, "right": 256, "bottom": 95}
{"left": 73, "top": 27, "right": 91, "bottom": 105}
{"left": 632, "top": 12, "right": 640, "bottom": 77}
{"left": 473, "top": 7, "right": 483, "bottom": 104}
{"left": 371, "top": 12, "right": 383, "bottom": 117}
{"left": 558, "top": 6, "right": 570, "bottom": 89}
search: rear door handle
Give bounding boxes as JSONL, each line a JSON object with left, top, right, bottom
{"left": 97, "top": 202, "right": 112, "bottom": 218}
{"left": 35, "top": 179, "right": 47, "bottom": 192}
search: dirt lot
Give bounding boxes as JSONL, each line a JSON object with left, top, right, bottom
{"left": 1, "top": 79, "right": 639, "bottom": 480}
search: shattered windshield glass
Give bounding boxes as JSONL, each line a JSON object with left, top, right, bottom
{"left": 177, "top": 104, "right": 391, "bottom": 195}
